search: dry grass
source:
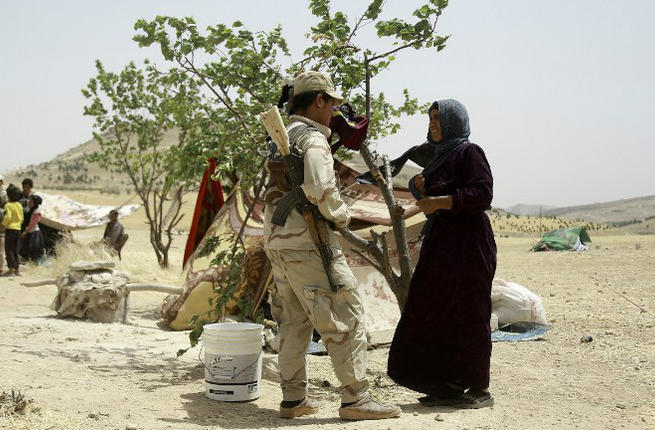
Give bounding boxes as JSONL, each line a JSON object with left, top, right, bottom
{"left": 0, "top": 389, "right": 82, "bottom": 430}
{"left": 0, "top": 389, "right": 34, "bottom": 418}
{"left": 0, "top": 408, "right": 87, "bottom": 430}
{"left": 28, "top": 228, "right": 186, "bottom": 287}
{"left": 28, "top": 237, "right": 116, "bottom": 280}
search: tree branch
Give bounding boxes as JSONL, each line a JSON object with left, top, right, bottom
{"left": 367, "top": 15, "right": 441, "bottom": 63}
{"left": 178, "top": 57, "right": 259, "bottom": 146}
{"left": 382, "top": 155, "right": 413, "bottom": 284}
{"left": 352, "top": 249, "right": 384, "bottom": 275}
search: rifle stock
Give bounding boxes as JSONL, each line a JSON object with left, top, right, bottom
{"left": 260, "top": 106, "right": 290, "bottom": 156}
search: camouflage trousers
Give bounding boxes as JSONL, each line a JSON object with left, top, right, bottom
{"left": 266, "top": 248, "right": 369, "bottom": 403}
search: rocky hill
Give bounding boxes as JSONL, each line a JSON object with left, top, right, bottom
{"left": 505, "top": 203, "right": 558, "bottom": 216}
{"left": 544, "top": 195, "right": 655, "bottom": 224}
{"left": 2, "top": 129, "right": 180, "bottom": 194}
{"left": 507, "top": 196, "right": 655, "bottom": 233}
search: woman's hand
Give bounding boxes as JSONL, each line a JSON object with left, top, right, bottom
{"left": 416, "top": 195, "right": 453, "bottom": 215}
{"left": 414, "top": 174, "right": 426, "bottom": 196}
{"left": 20, "top": 232, "right": 27, "bottom": 238}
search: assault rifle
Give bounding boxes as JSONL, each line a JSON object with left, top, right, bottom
{"left": 260, "top": 106, "right": 343, "bottom": 292}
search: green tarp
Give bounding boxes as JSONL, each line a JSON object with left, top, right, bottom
{"left": 532, "top": 227, "right": 592, "bottom": 252}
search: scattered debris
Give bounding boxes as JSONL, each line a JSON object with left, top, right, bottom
{"left": 580, "top": 335, "right": 593, "bottom": 343}
{"left": 0, "top": 389, "right": 34, "bottom": 418}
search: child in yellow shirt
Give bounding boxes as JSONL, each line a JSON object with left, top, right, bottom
{"left": 2, "top": 185, "right": 24, "bottom": 276}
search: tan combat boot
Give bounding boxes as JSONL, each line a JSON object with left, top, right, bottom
{"left": 338, "top": 396, "right": 401, "bottom": 420}
{"left": 279, "top": 397, "right": 320, "bottom": 419}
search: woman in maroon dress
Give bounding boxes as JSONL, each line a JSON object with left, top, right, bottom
{"left": 387, "top": 99, "right": 497, "bottom": 408}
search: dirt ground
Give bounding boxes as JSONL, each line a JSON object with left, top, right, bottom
{"left": 1, "top": 219, "right": 654, "bottom": 429}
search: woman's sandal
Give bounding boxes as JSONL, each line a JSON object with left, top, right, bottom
{"left": 451, "top": 389, "right": 494, "bottom": 409}
{"left": 418, "top": 386, "right": 465, "bottom": 407}
{"left": 418, "top": 394, "right": 463, "bottom": 407}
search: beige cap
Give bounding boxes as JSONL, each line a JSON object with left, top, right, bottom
{"left": 294, "top": 71, "right": 344, "bottom": 103}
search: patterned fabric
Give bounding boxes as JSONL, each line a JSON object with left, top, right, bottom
{"left": 36, "top": 192, "right": 140, "bottom": 231}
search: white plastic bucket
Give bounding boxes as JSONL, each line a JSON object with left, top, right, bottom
{"left": 202, "top": 322, "right": 264, "bottom": 402}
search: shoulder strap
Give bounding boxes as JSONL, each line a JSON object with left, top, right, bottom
{"left": 288, "top": 122, "right": 318, "bottom": 155}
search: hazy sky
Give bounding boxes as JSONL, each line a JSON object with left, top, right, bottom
{"left": 1, "top": 1, "right": 654, "bottom": 208}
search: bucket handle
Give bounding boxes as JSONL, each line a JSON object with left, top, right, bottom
{"left": 198, "top": 344, "right": 263, "bottom": 381}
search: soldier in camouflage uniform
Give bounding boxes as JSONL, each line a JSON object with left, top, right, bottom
{"left": 264, "top": 71, "right": 401, "bottom": 420}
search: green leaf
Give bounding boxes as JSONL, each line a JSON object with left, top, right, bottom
{"left": 364, "top": 0, "right": 384, "bottom": 20}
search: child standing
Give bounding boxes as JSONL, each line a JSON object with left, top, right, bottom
{"left": 21, "top": 195, "right": 45, "bottom": 263}
{"left": 2, "top": 185, "right": 24, "bottom": 276}
{"left": 0, "top": 174, "right": 6, "bottom": 274}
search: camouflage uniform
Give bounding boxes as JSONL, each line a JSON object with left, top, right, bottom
{"left": 264, "top": 114, "right": 369, "bottom": 403}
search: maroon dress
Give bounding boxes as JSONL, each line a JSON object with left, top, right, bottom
{"left": 387, "top": 141, "right": 497, "bottom": 393}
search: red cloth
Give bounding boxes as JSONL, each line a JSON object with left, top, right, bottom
{"left": 183, "top": 158, "right": 224, "bottom": 268}
{"left": 329, "top": 104, "right": 369, "bottom": 153}
{"left": 26, "top": 211, "right": 41, "bottom": 233}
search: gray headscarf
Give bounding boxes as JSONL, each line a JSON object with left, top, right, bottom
{"left": 421, "top": 99, "right": 470, "bottom": 180}
{"left": 357, "top": 99, "right": 472, "bottom": 195}
{"left": 409, "top": 99, "right": 471, "bottom": 238}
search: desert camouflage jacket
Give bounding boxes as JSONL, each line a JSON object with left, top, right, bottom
{"left": 263, "top": 114, "right": 350, "bottom": 250}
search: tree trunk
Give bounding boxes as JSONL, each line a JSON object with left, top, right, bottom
{"left": 341, "top": 56, "right": 413, "bottom": 310}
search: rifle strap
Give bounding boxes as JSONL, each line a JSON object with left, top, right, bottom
{"left": 269, "top": 123, "right": 322, "bottom": 226}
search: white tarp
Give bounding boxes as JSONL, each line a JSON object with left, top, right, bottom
{"left": 491, "top": 278, "right": 548, "bottom": 326}
{"left": 37, "top": 192, "right": 140, "bottom": 230}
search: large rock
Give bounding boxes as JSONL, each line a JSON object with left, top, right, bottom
{"left": 68, "top": 260, "right": 115, "bottom": 272}
{"left": 50, "top": 261, "right": 130, "bottom": 323}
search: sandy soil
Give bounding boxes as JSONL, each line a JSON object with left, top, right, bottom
{"left": 1, "top": 221, "right": 654, "bottom": 429}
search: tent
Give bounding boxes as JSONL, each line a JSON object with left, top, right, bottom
{"left": 22, "top": 192, "right": 140, "bottom": 254}
{"left": 38, "top": 192, "right": 140, "bottom": 231}
{"left": 532, "top": 227, "right": 592, "bottom": 252}
{"left": 161, "top": 158, "right": 424, "bottom": 340}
